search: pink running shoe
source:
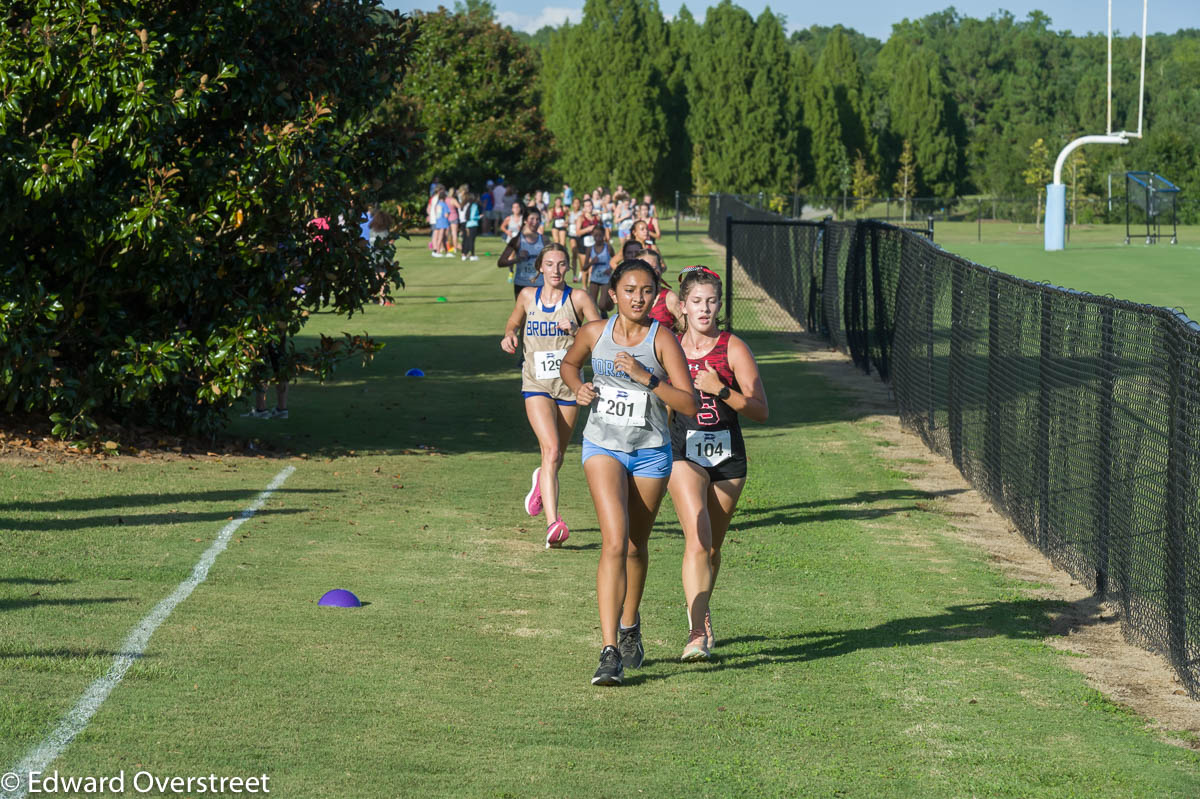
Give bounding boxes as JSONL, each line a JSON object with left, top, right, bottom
{"left": 524, "top": 467, "right": 542, "bottom": 516}
{"left": 545, "top": 519, "right": 569, "bottom": 548}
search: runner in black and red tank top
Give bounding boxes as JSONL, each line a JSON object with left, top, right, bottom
{"left": 638, "top": 248, "right": 680, "bottom": 330}
{"left": 667, "top": 266, "right": 769, "bottom": 662}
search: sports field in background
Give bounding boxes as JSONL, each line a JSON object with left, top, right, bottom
{"left": 3, "top": 231, "right": 1200, "bottom": 797}
{"left": 935, "top": 222, "right": 1200, "bottom": 317}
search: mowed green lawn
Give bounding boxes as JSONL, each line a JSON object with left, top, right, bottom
{"left": 2, "top": 230, "right": 1199, "bottom": 797}
{"left": 935, "top": 221, "right": 1200, "bottom": 317}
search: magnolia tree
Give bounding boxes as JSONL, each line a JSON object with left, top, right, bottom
{"left": 0, "top": 0, "right": 419, "bottom": 437}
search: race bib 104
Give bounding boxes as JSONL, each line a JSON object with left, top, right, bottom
{"left": 594, "top": 384, "right": 648, "bottom": 427}
{"left": 685, "top": 429, "right": 732, "bottom": 467}
{"left": 534, "top": 348, "right": 566, "bottom": 381}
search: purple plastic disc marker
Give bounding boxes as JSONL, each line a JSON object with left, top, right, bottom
{"left": 318, "top": 589, "right": 361, "bottom": 608}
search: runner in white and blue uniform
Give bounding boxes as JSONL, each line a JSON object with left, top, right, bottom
{"left": 585, "top": 227, "right": 615, "bottom": 316}
{"left": 560, "top": 259, "right": 698, "bottom": 686}
{"left": 498, "top": 208, "right": 545, "bottom": 300}
{"left": 501, "top": 243, "right": 601, "bottom": 549}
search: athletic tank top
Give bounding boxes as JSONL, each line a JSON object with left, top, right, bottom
{"left": 670, "top": 331, "right": 745, "bottom": 463}
{"left": 513, "top": 233, "right": 545, "bottom": 287}
{"left": 588, "top": 244, "right": 613, "bottom": 284}
{"left": 584, "top": 317, "right": 669, "bottom": 451}
{"left": 521, "top": 286, "right": 578, "bottom": 400}
{"left": 648, "top": 288, "right": 676, "bottom": 327}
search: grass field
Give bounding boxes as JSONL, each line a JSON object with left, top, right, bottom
{"left": 3, "top": 230, "right": 1200, "bottom": 797}
{"left": 934, "top": 222, "right": 1200, "bottom": 316}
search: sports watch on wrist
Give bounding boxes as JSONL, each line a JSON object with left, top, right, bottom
{"left": 717, "top": 385, "right": 732, "bottom": 400}
{"left": 645, "top": 373, "right": 660, "bottom": 390}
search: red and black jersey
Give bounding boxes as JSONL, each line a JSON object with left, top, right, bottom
{"left": 648, "top": 288, "right": 676, "bottom": 329}
{"left": 670, "top": 331, "right": 745, "bottom": 451}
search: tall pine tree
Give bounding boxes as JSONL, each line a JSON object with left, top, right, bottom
{"left": 544, "top": 0, "right": 670, "bottom": 194}
{"left": 878, "top": 45, "right": 961, "bottom": 197}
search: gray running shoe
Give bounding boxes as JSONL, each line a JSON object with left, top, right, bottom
{"left": 240, "top": 408, "right": 271, "bottom": 419}
{"left": 591, "top": 645, "right": 623, "bottom": 686}
{"left": 269, "top": 408, "right": 289, "bottom": 419}
{"left": 617, "top": 617, "right": 644, "bottom": 669}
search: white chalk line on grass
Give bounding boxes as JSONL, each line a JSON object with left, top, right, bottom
{"left": 0, "top": 466, "right": 296, "bottom": 799}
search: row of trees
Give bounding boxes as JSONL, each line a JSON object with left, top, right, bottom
{"left": 403, "top": 1, "right": 1198, "bottom": 218}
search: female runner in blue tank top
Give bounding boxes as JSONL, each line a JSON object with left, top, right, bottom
{"left": 667, "top": 267, "right": 769, "bottom": 661}
{"left": 497, "top": 207, "right": 545, "bottom": 300}
{"left": 561, "top": 260, "right": 698, "bottom": 686}
{"left": 500, "top": 244, "right": 601, "bottom": 547}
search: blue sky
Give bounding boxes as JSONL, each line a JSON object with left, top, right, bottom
{"left": 385, "top": 1, "right": 1196, "bottom": 41}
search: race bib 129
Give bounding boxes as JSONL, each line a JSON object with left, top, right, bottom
{"left": 594, "top": 384, "right": 648, "bottom": 427}
{"left": 535, "top": 348, "right": 566, "bottom": 381}
{"left": 685, "top": 429, "right": 732, "bottom": 467}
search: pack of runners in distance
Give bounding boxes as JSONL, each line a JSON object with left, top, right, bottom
{"left": 495, "top": 182, "right": 770, "bottom": 686}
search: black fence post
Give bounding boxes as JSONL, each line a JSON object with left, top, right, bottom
{"left": 725, "top": 215, "right": 734, "bottom": 332}
{"left": 1036, "top": 291, "right": 1054, "bottom": 552}
{"left": 924, "top": 259, "right": 936, "bottom": 433}
{"left": 1095, "top": 304, "right": 1116, "bottom": 597}
{"left": 674, "top": 190, "right": 680, "bottom": 242}
{"left": 927, "top": 215, "right": 935, "bottom": 243}
{"left": 977, "top": 199, "right": 982, "bottom": 242}
{"left": 1165, "top": 320, "right": 1188, "bottom": 670}
{"left": 948, "top": 263, "right": 965, "bottom": 470}
{"left": 984, "top": 274, "right": 1003, "bottom": 504}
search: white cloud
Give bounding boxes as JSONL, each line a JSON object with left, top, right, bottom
{"left": 496, "top": 5, "right": 581, "bottom": 33}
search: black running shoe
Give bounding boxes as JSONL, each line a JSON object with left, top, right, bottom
{"left": 617, "top": 618, "right": 645, "bottom": 669}
{"left": 591, "top": 645, "right": 623, "bottom": 686}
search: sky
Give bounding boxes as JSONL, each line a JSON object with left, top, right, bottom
{"left": 385, "top": 1, "right": 1196, "bottom": 42}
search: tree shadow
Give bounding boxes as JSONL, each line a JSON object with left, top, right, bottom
{"left": 0, "top": 488, "right": 339, "bottom": 514}
{"left": 242, "top": 332, "right": 892, "bottom": 457}
{"left": 626, "top": 598, "right": 1095, "bottom": 684}
{"left": 730, "top": 488, "right": 967, "bottom": 530}
{"left": 0, "top": 577, "right": 73, "bottom": 586}
{"left": 0, "top": 507, "right": 305, "bottom": 533}
{"left": 0, "top": 647, "right": 152, "bottom": 660}
{"left": 1, "top": 596, "right": 133, "bottom": 612}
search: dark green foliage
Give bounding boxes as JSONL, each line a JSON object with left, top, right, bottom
{"left": 1, "top": 0, "right": 417, "bottom": 437}
{"left": 873, "top": 40, "right": 961, "bottom": 197}
{"left": 395, "top": 7, "right": 554, "bottom": 192}
{"left": 685, "top": 3, "right": 800, "bottom": 194}
{"left": 542, "top": 0, "right": 671, "bottom": 196}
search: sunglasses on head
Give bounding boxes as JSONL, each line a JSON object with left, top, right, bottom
{"left": 677, "top": 265, "right": 722, "bottom": 283}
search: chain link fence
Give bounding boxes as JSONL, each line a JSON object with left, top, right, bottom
{"left": 711, "top": 193, "right": 1200, "bottom": 698}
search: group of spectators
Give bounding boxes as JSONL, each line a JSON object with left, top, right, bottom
{"left": 427, "top": 178, "right": 663, "bottom": 275}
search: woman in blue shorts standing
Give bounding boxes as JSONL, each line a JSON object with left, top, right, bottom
{"left": 501, "top": 244, "right": 601, "bottom": 547}
{"left": 561, "top": 260, "right": 698, "bottom": 686}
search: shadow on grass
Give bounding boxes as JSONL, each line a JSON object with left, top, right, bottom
{"left": 0, "top": 647, "right": 147, "bottom": 659}
{"left": 627, "top": 598, "right": 1088, "bottom": 683}
{"left": 241, "top": 333, "right": 882, "bottom": 457}
{"left": 0, "top": 577, "right": 73, "bottom": 586}
{"left": 0, "top": 596, "right": 133, "bottom": 612}
{"left": 0, "top": 488, "right": 339, "bottom": 514}
{"left": 731, "top": 487, "right": 967, "bottom": 530}
{"left": 0, "top": 507, "right": 306, "bottom": 533}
